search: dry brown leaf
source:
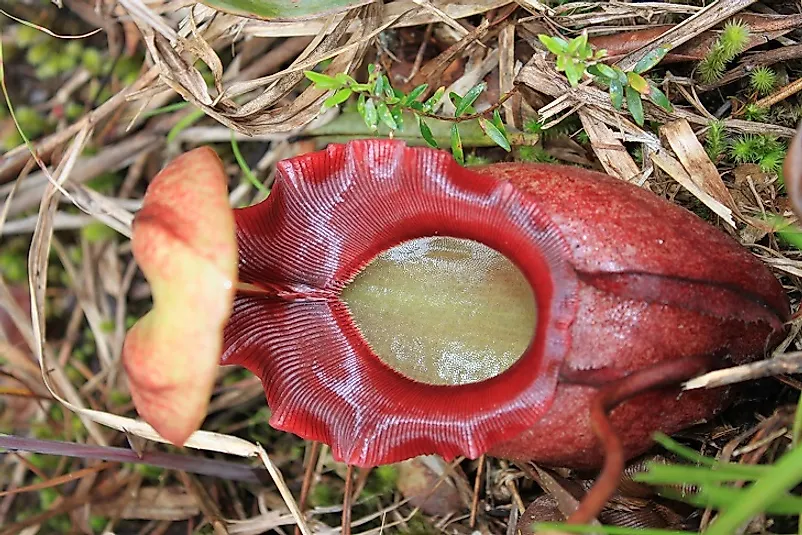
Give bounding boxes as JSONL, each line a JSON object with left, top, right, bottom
{"left": 651, "top": 149, "right": 735, "bottom": 227}
{"left": 579, "top": 111, "right": 641, "bottom": 182}
{"left": 661, "top": 119, "right": 741, "bottom": 221}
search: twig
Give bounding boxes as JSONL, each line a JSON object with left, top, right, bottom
{"left": 296, "top": 441, "right": 322, "bottom": 535}
{"left": 754, "top": 76, "right": 802, "bottom": 110}
{"left": 469, "top": 454, "right": 485, "bottom": 528}
{"left": 342, "top": 464, "right": 354, "bottom": 535}
{"left": 684, "top": 352, "right": 802, "bottom": 390}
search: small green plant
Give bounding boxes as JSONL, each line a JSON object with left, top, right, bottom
{"left": 538, "top": 33, "right": 672, "bottom": 126}
{"left": 538, "top": 32, "right": 606, "bottom": 86}
{"left": 517, "top": 145, "right": 556, "bottom": 163}
{"left": 742, "top": 103, "right": 769, "bottom": 122}
{"left": 704, "top": 119, "right": 728, "bottom": 162}
{"left": 749, "top": 66, "right": 777, "bottom": 96}
{"left": 729, "top": 133, "right": 786, "bottom": 173}
{"left": 698, "top": 20, "right": 751, "bottom": 83}
{"left": 304, "top": 65, "right": 511, "bottom": 165}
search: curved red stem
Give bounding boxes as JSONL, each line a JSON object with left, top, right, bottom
{"left": 567, "top": 354, "right": 714, "bottom": 524}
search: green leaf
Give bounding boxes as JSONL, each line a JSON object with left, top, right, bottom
{"left": 304, "top": 70, "right": 341, "bottom": 90}
{"left": 376, "top": 101, "right": 397, "bottom": 130}
{"left": 199, "top": 0, "right": 366, "bottom": 19}
{"left": 231, "top": 131, "right": 269, "bottom": 194}
{"left": 357, "top": 93, "right": 366, "bottom": 118}
{"left": 423, "top": 86, "right": 445, "bottom": 112}
{"left": 350, "top": 82, "right": 371, "bottom": 92}
{"left": 450, "top": 124, "right": 464, "bottom": 165}
{"left": 373, "top": 73, "right": 385, "bottom": 97}
{"left": 625, "top": 85, "right": 644, "bottom": 126}
{"left": 648, "top": 83, "right": 673, "bottom": 112}
{"left": 334, "top": 72, "right": 356, "bottom": 86}
{"left": 455, "top": 83, "right": 485, "bottom": 117}
{"left": 615, "top": 67, "right": 628, "bottom": 85}
{"left": 538, "top": 34, "right": 569, "bottom": 55}
{"left": 479, "top": 117, "right": 511, "bottom": 151}
{"left": 390, "top": 105, "right": 404, "bottom": 129}
{"left": 323, "top": 87, "right": 352, "bottom": 108}
{"left": 403, "top": 83, "right": 428, "bottom": 105}
{"left": 382, "top": 75, "right": 395, "bottom": 99}
{"left": 633, "top": 45, "right": 670, "bottom": 74}
{"left": 626, "top": 71, "right": 649, "bottom": 94}
{"left": 417, "top": 116, "right": 437, "bottom": 148}
{"left": 491, "top": 109, "right": 505, "bottom": 131}
{"left": 449, "top": 92, "right": 463, "bottom": 109}
{"left": 566, "top": 33, "right": 588, "bottom": 56}
{"left": 609, "top": 77, "right": 624, "bottom": 109}
{"left": 701, "top": 433, "right": 802, "bottom": 535}
{"left": 363, "top": 98, "right": 378, "bottom": 130}
{"left": 595, "top": 63, "right": 617, "bottom": 79}
{"left": 564, "top": 60, "right": 585, "bottom": 86}
{"left": 652, "top": 433, "right": 717, "bottom": 466}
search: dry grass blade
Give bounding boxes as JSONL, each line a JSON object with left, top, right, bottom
{"left": 124, "top": 1, "right": 382, "bottom": 135}
{"left": 0, "top": 462, "right": 112, "bottom": 498}
{"left": 92, "top": 485, "right": 201, "bottom": 521}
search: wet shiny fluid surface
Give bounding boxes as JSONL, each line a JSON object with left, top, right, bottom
{"left": 341, "top": 237, "right": 537, "bottom": 385}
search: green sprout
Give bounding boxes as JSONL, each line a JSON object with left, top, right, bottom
{"left": 749, "top": 66, "right": 777, "bottom": 96}
{"left": 704, "top": 119, "right": 727, "bottom": 161}
{"left": 729, "top": 133, "right": 786, "bottom": 172}
{"left": 742, "top": 103, "right": 769, "bottom": 122}
{"left": 698, "top": 20, "right": 751, "bottom": 83}
{"left": 517, "top": 145, "right": 557, "bottom": 163}
{"left": 538, "top": 32, "right": 604, "bottom": 86}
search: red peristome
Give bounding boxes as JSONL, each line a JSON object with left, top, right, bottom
{"left": 222, "top": 139, "right": 789, "bottom": 468}
{"left": 223, "top": 140, "right": 577, "bottom": 466}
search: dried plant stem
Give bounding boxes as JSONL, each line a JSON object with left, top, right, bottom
{"left": 296, "top": 441, "right": 322, "bottom": 535}
{"left": 754, "top": 76, "right": 802, "bottom": 110}
{"left": 469, "top": 454, "right": 485, "bottom": 528}
{"left": 342, "top": 464, "right": 355, "bottom": 535}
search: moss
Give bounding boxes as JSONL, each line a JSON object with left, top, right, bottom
{"left": 517, "top": 145, "right": 556, "bottom": 163}
{"left": 310, "top": 481, "right": 338, "bottom": 507}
